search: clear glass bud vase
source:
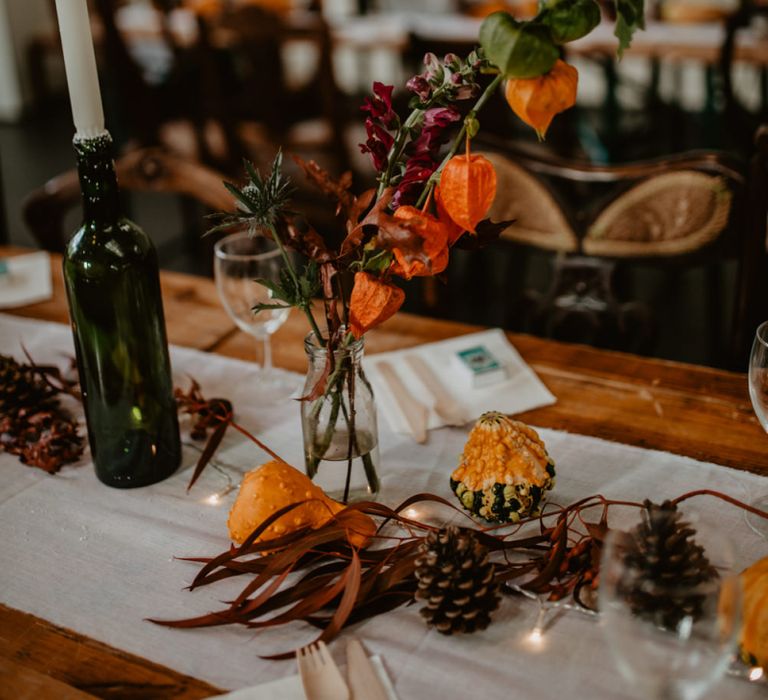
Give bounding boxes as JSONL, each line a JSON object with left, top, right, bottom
{"left": 301, "top": 332, "right": 380, "bottom": 502}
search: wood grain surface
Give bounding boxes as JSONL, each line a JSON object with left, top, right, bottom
{"left": 2, "top": 246, "right": 767, "bottom": 698}
{"left": 0, "top": 605, "right": 219, "bottom": 699}
{"left": 2, "top": 247, "right": 236, "bottom": 353}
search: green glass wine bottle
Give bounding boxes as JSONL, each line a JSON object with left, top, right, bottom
{"left": 63, "top": 132, "right": 181, "bottom": 487}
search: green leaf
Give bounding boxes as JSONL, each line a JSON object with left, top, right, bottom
{"left": 297, "top": 261, "right": 321, "bottom": 300}
{"left": 253, "top": 302, "right": 292, "bottom": 313}
{"left": 465, "top": 115, "right": 480, "bottom": 139}
{"left": 224, "top": 181, "right": 255, "bottom": 211}
{"left": 223, "top": 151, "right": 293, "bottom": 229}
{"left": 614, "top": 0, "right": 645, "bottom": 58}
{"left": 479, "top": 13, "right": 559, "bottom": 78}
{"left": 254, "top": 276, "right": 292, "bottom": 304}
{"left": 202, "top": 220, "right": 237, "bottom": 237}
{"left": 279, "top": 269, "right": 297, "bottom": 302}
{"left": 360, "top": 249, "right": 394, "bottom": 275}
{"left": 252, "top": 260, "right": 319, "bottom": 315}
{"left": 540, "top": 0, "right": 601, "bottom": 44}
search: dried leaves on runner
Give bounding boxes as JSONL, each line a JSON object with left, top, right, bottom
{"left": 149, "top": 488, "right": 768, "bottom": 658}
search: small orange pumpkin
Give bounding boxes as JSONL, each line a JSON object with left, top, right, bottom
{"left": 390, "top": 206, "right": 450, "bottom": 279}
{"left": 738, "top": 556, "right": 768, "bottom": 667}
{"left": 348, "top": 271, "right": 405, "bottom": 338}
{"left": 436, "top": 153, "right": 497, "bottom": 234}
{"left": 505, "top": 59, "right": 578, "bottom": 140}
{"left": 227, "top": 460, "right": 376, "bottom": 548}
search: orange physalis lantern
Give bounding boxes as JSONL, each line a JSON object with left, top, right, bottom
{"left": 504, "top": 59, "right": 578, "bottom": 140}
{"left": 390, "top": 206, "right": 450, "bottom": 279}
{"left": 348, "top": 271, "right": 405, "bottom": 338}
{"left": 436, "top": 151, "right": 497, "bottom": 234}
{"left": 435, "top": 186, "right": 466, "bottom": 245}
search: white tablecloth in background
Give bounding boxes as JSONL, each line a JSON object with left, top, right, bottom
{"left": 0, "top": 312, "right": 765, "bottom": 698}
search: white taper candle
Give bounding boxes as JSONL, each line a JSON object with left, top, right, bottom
{"left": 54, "top": 0, "right": 105, "bottom": 138}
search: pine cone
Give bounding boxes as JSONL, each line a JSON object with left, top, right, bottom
{"left": 414, "top": 526, "right": 500, "bottom": 635}
{"left": 618, "top": 500, "right": 718, "bottom": 630}
{"left": 0, "top": 354, "right": 55, "bottom": 416}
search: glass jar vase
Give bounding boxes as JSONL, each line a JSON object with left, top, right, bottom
{"left": 301, "top": 332, "right": 380, "bottom": 502}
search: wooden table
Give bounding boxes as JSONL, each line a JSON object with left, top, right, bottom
{"left": 2, "top": 246, "right": 766, "bottom": 699}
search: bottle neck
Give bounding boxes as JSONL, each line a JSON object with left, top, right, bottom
{"left": 74, "top": 132, "right": 121, "bottom": 226}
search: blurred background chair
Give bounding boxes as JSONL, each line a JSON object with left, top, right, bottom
{"left": 423, "top": 130, "right": 767, "bottom": 369}
{"left": 22, "top": 147, "right": 232, "bottom": 272}
{"left": 195, "top": 3, "right": 351, "bottom": 173}
{"left": 719, "top": 0, "right": 768, "bottom": 154}
{"left": 0, "top": 153, "right": 7, "bottom": 245}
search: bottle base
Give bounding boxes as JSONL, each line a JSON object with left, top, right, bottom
{"left": 92, "top": 429, "right": 181, "bottom": 489}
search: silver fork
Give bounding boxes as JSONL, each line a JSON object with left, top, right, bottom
{"left": 296, "top": 640, "right": 350, "bottom": 700}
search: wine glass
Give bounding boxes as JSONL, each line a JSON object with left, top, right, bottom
{"left": 599, "top": 514, "right": 741, "bottom": 700}
{"left": 747, "top": 320, "right": 768, "bottom": 537}
{"left": 214, "top": 230, "right": 290, "bottom": 376}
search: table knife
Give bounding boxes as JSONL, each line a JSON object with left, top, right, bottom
{"left": 346, "top": 639, "right": 390, "bottom": 700}
{"left": 404, "top": 353, "right": 468, "bottom": 426}
{"left": 377, "top": 360, "right": 428, "bottom": 443}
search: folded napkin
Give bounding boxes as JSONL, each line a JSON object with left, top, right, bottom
{"left": 0, "top": 251, "right": 52, "bottom": 309}
{"left": 210, "top": 655, "right": 398, "bottom": 699}
{"left": 364, "top": 328, "right": 555, "bottom": 437}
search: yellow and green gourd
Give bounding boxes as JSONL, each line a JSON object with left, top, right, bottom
{"left": 450, "top": 412, "right": 555, "bottom": 523}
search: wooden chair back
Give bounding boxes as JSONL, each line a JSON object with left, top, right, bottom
{"left": 483, "top": 143, "right": 745, "bottom": 258}
{"left": 22, "top": 148, "right": 232, "bottom": 254}
{"left": 456, "top": 136, "right": 765, "bottom": 367}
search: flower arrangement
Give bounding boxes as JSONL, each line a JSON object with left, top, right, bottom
{"left": 206, "top": 2, "right": 644, "bottom": 498}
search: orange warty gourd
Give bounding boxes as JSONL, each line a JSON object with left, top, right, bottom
{"left": 436, "top": 153, "right": 497, "bottom": 234}
{"left": 227, "top": 460, "right": 375, "bottom": 548}
{"left": 348, "top": 271, "right": 405, "bottom": 338}
{"left": 450, "top": 412, "right": 555, "bottom": 523}
{"left": 738, "top": 556, "right": 768, "bottom": 667}
{"left": 504, "top": 59, "right": 578, "bottom": 140}
{"left": 390, "top": 206, "right": 450, "bottom": 279}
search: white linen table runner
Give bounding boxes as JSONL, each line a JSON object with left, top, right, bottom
{"left": 0, "top": 312, "right": 765, "bottom": 698}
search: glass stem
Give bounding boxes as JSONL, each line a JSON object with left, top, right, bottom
{"left": 258, "top": 335, "right": 272, "bottom": 371}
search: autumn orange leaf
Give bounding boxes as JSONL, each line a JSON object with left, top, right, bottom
{"left": 348, "top": 271, "right": 405, "bottom": 338}
{"left": 505, "top": 59, "right": 578, "bottom": 140}
{"left": 436, "top": 153, "right": 497, "bottom": 234}
{"left": 390, "top": 206, "right": 450, "bottom": 279}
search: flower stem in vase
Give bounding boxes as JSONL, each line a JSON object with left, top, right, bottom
{"left": 343, "top": 365, "right": 356, "bottom": 503}
{"left": 301, "top": 335, "right": 380, "bottom": 502}
{"left": 339, "top": 367, "right": 380, "bottom": 499}
{"left": 307, "top": 388, "right": 342, "bottom": 478}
